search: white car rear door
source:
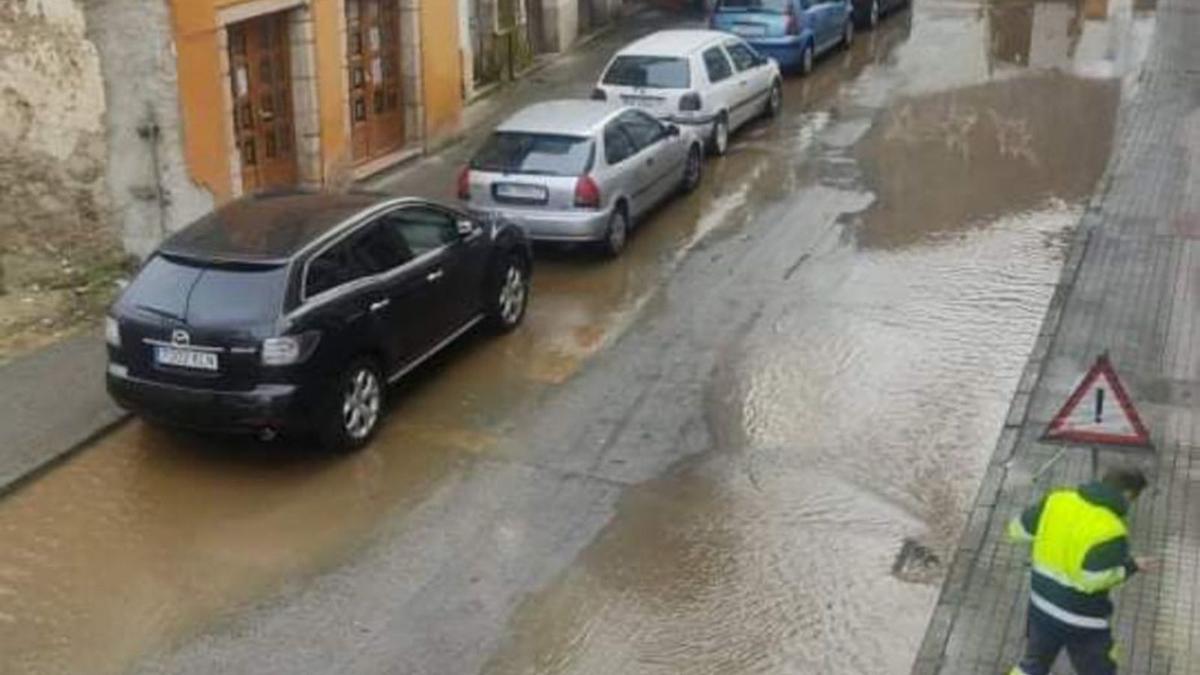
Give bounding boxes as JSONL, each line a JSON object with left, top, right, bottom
{"left": 700, "top": 45, "right": 739, "bottom": 131}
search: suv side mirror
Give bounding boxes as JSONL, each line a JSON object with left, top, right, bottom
{"left": 457, "top": 219, "right": 477, "bottom": 236}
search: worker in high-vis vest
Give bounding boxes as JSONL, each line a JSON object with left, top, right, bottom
{"left": 1007, "top": 468, "right": 1157, "bottom": 675}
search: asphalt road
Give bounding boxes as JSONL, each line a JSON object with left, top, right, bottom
{"left": 0, "top": 1, "right": 1157, "bottom": 673}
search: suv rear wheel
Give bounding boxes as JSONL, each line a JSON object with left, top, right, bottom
{"left": 320, "top": 358, "right": 384, "bottom": 453}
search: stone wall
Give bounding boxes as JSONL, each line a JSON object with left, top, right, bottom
{"left": 0, "top": 0, "right": 114, "bottom": 293}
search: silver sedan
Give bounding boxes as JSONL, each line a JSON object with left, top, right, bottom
{"left": 460, "top": 100, "right": 704, "bottom": 257}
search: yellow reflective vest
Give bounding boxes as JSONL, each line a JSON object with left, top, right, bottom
{"left": 1008, "top": 484, "right": 1135, "bottom": 629}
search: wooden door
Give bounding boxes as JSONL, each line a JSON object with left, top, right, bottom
{"left": 347, "top": 0, "right": 405, "bottom": 161}
{"left": 228, "top": 12, "right": 298, "bottom": 192}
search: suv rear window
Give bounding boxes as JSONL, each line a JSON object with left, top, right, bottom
{"left": 472, "top": 132, "right": 595, "bottom": 176}
{"left": 124, "top": 255, "right": 289, "bottom": 324}
{"left": 717, "top": 0, "right": 791, "bottom": 11}
{"left": 602, "top": 55, "right": 691, "bottom": 89}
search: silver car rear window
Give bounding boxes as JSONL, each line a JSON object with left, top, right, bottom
{"left": 472, "top": 132, "right": 595, "bottom": 176}
{"left": 602, "top": 55, "right": 691, "bottom": 89}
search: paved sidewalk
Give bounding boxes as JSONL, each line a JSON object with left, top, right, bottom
{"left": 0, "top": 332, "right": 125, "bottom": 495}
{"left": 912, "top": 0, "right": 1200, "bottom": 673}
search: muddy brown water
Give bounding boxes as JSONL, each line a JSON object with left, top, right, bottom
{"left": 0, "top": 0, "right": 1155, "bottom": 673}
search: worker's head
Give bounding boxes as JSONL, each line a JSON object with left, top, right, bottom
{"left": 1102, "top": 467, "right": 1149, "bottom": 503}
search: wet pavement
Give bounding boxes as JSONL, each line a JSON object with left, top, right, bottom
{"left": 0, "top": 0, "right": 1158, "bottom": 673}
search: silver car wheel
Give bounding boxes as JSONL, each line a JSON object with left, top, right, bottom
{"left": 768, "top": 83, "right": 782, "bottom": 117}
{"left": 498, "top": 264, "right": 526, "bottom": 326}
{"left": 607, "top": 209, "right": 628, "bottom": 256}
{"left": 342, "top": 367, "right": 381, "bottom": 441}
{"left": 870, "top": 0, "right": 880, "bottom": 27}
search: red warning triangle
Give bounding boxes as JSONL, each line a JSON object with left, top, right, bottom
{"left": 1043, "top": 354, "right": 1153, "bottom": 449}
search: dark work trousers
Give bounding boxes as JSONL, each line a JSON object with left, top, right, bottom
{"left": 1015, "top": 604, "right": 1118, "bottom": 675}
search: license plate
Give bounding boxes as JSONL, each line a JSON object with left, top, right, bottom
{"left": 621, "top": 96, "right": 660, "bottom": 110}
{"left": 733, "top": 24, "right": 766, "bottom": 37}
{"left": 495, "top": 183, "right": 548, "bottom": 202}
{"left": 155, "top": 346, "right": 219, "bottom": 371}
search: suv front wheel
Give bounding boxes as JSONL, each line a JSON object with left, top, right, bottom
{"left": 320, "top": 358, "right": 385, "bottom": 453}
{"left": 487, "top": 253, "right": 530, "bottom": 332}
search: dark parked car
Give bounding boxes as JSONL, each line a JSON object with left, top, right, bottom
{"left": 106, "top": 190, "right": 532, "bottom": 452}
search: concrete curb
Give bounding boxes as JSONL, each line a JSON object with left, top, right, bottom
{"left": 0, "top": 331, "right": 130, "bottom": 500}
{"left": 0, "top": 410, "right": 129, "bottom": 501}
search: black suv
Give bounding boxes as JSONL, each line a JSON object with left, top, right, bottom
{"left": 106, "top": 190, "right": 531, "bottom": 451}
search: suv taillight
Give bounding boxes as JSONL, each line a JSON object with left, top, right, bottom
{"left": 679, "top": 92, "right": 702, "bottom": 112}
{"left": 591, "top": 87, "right": 607, "bottom": 101}
{"left": 574, "top": 176, "right": 601, "bottom": 209}
{"left": 457, "top": 165, "right": 471, "bottom": 200}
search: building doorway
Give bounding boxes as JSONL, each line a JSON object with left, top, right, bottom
{"left": 471, "top": 0, "right": 498, "bottom": 85}
{"left": 524, "top": 0, "right": 544, "bottom": 54}
{"left": 228, "top": 11, "right": 298, "bottom": 191}
{"left": 346, "top": 0, "right": 405, "bottom": 161}
{"left": 578, "top": 0, "right": 594, "bottom": 34}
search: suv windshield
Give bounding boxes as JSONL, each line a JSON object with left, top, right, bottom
{"left": 472, "top": 132, "right": 595, "bottom": 176}
{"left": 717, "top": 0, "right": 791, "bottom": 12}
{"left": 602, "top": 55, "right": 691, "bottom": 89}
{"left": 123, "top": 255, "right": 289, "bottom": 325}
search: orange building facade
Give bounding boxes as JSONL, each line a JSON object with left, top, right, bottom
{"left": 170, "top": 0, "right": 463, "bottom": 201}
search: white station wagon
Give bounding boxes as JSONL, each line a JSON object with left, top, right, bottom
{"left": 592, "top": 30, "right": 783, "bottom": 156}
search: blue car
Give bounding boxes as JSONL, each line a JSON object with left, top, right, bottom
{"left": 710, "top": 0, "right": 853, "bottom": 75}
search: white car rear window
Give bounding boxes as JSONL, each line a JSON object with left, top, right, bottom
{"left": 602, "top": 55, "right": 691, "bottom": 89}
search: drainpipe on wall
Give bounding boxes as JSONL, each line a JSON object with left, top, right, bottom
{"left": 134, "top": 107, "right": 170, "bottom": 245}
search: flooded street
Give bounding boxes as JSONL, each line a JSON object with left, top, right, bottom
{"left": 0, "top": 1, "right": 1156, "bottom": 673}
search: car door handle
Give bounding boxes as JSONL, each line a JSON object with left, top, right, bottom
{"left": 426, "top": 269, "right": 444, "bottom": 283}
{"left": 370, "top": 299, "right": 391, "bottom": 313}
